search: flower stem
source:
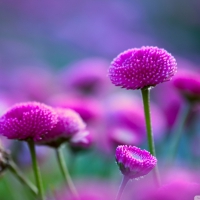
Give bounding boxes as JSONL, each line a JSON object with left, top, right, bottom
{"left": 27, "top": 140, "right": 45, "bottom": 200}
{"left": 8, "top": 159, "right": 38, "bottom": 196}
{"left": 167, "top": 102, "right": 191, "bottom": 164}
{"left": 141, "top": 88, "right": 161, "bottom": 187}
{"left": 55, "top": 147, "right": 78, "bottom": 198}
{"left": 116, "top": 176, "right": 129, "bottom": 200}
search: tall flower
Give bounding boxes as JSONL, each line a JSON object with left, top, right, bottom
{"left": 108, "top": 46, "right": 177, "bottom": 189}
{"left": 108, "top": 46, "right": 177, "bottom": 90}
{"left": 0, "top": 102, "right": 58, "bottom": 200}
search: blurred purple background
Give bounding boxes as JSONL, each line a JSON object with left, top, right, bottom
{"left": 0, "top": 0, "right": 200, "bottom": 69}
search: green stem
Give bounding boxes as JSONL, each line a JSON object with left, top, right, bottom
{"left": 55, "top": 147, "right": 78, "bottom": 198}
{"left": 141, "top": 88, "right": 161, "bottom": 187}
{"left": 116, "top": 176, "right": 129, "bottom": 200}
{"left": 8, "top": 159, "right": 38, "bottom": 196}
{"left": 27, "top": 140, "right": 45, "bottom": 200}
{"left": 167, "top": 102, "right": 191, "bottom": 164}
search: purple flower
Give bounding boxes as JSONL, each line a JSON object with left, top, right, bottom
{"left": 108, "top": 46, "right": 177, "bottom": 90}
{"left": 115, "top": 145, "right": 157, "bottom": 179}
{"left": 108, "top": 127, "right": 142, "bottom": 149}
{"left": 48, "top": 94, "right": 103, "bottom": 124}
{"left": 69, "top": 129, "right": 93, "bottom": 152}
{"left": 38, "top": 108, "right": 86, "bottom": 147}
{"left": 0, "top": 102, "right": 58, "bottom": 142}
{"left": 60, "top": 58, "right": 110, "bottom": 96}
{"left": 172, "top": 69, "right": 200, "bottom": 101}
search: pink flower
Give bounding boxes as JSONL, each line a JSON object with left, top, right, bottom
{"left": 108, "top": 127, "right": 142, "bottom": 148}
{"left": 48, "top": 94, "right": 103, "bottom": 124}
{"left": 38, "top": 108, "right": 86, "bottom": 147}
{"left": 0, "top": 102, "right": 58, "bottom": 142}
{"left": 172, "top": 69, "right": 200, "bottom": 101}
{"left": 60, "top": 58, "right": 110, "bottom": 96}
{"left": 116, "top": 145, "right": 157, "bottom": 179}
{"left": 69, "top": 129, "right": 93, "bottom": 152}
{"left": 108, "top": 46, "right": 177, "bottom": 90}
{"left": 143, "top": 181, "right": 200, "bottom": 200}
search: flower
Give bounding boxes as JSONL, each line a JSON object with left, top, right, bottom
{"left": 38, "top": 108, "right": 86, "bottom": 147}
{"left": 0, "top": 102, "right": 58, "bottom": 142}
{"left": 142, "top": 181, "right": 200, "bottom": 200}
{"left": 48, "top": 94, "right": 103, "bottom": 124}
{"left": 69, "top": 129, "right": 93, "bottom": 152}
{"left": 108, "top": 127, "right": 142, "bottom": 148}
{"left": 60, "top": 58, "right": 110, "bottom": 96}
{"left": 108, "top": 46, "right": 177, "bottom": 90}
{"left": 172, "top": 69, "right": 200, "bottom": 102}
{"left": 115, "top": 145, "right": 157, "bottom": 179}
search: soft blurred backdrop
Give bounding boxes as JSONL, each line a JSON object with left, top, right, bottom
{"left": 1, "top": 1, "right": 200, "bottom": 200}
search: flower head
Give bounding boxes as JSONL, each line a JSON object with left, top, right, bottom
{"left": 0, "top": 102, "right": 58, "bottom": 142}
{"left": 109, "top": 46, "right": 177, "bottom": 90}
{"left": 60, "top": 58, "right": 110, "bottom": 96}
{"left": 115, "top": 145, "right": 157, "bottom": 179}
{"left": 69, "top": 130, "right": 93, "bottom": 152}
{"left": 172, "top": 69, "right": 200, "bottom": 102}
{"left": 38, "top": 108, "right": 86, "bottom": 147}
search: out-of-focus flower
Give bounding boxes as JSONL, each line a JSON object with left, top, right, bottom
{"left": 105, "top": 93, "right": 166, "bottom": 141}
{"left": 141, "top": 181, "right": 200, "bottom": 200}
{"left": 108, "top": 127, "right": 142, "bottom": 148}
{"left": 0, "top": 102, "right": 58, "bottom": 142}
{"left": 69, "top": 129, "right": 93, "bottom": 153}
{"left": 115, "top": 145, "right": 157, "bottom": 179}
{"left": 172, "top": 69, "right": 200, "bottom": 102}
{"left": 152, "top": 82, "right": 184, "bottom": 129}
{"left": 60, "top": 58, "right": 111, "bottom": 96}
{"left": 48, "top": 94, "right": 103, "bottom": 124}
{"left": 38, "top": 108, "right": 86, "bottom": 147}
{"left": 10, "top": 66, "right": 58, "bottom": 102}
{"left": 55, "top": 179, "right": 116, "bottom": 200}
{"left": 108, "top": 46, "right": 177, "bottom": 90}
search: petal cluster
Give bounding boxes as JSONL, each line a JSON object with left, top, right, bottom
{"left": 109, "top": 46, "right": 177, "bottom": 90}
{"left": 39, "top": 108, "right": 86, "bottom": 147}
{"left": 115, "top": 145, "right": 157, "bottom": 179}
{"left": 0, "top": 102, "right": 58, "bottom": 141}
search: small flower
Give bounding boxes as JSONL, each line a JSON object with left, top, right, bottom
{"left": 172, "top": 69, "right": 200, "bottom": 102}
{"left": 38, "top": 108, "right": 86, "bottom": 147}
{"left": 0, "top": 102, "right": 58, "bottom": 142}
{"left": 108, "top": 46, "right": 177, "bottom": 90}
{"left": 115, "top": 145, "right": 157, "bottom": 179}
{"left": 60, "top": 58, "right": 110, "bottom": 96}
{"left": 69, "top": 130, "right": 93, "bottom": 153}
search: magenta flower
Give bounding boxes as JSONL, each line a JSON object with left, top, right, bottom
{"left": 108, "top": 46, "right": 177, "bottom": 90}
{"left": 69, "top": 129, "right": 93, "bottom": 152}
{"left": 48, "top": 94, "right": 103, "bottom": 124}
{"left": 172, "top": 69, "right": 200, "bottom": 101}
{"left": 0, "top": 102, "right": 58, "bottom": 142}
{"left": 116, "top": 145, "right": 157, "bottom": 179}
{"left": 108, "top": 127, "right": 142, "bottom": 148}
{"left": 60, "top": 58, "right": 110, "bottom": 96}
{"left": 38, "top": 108, "right": 86, "bottom": 147}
